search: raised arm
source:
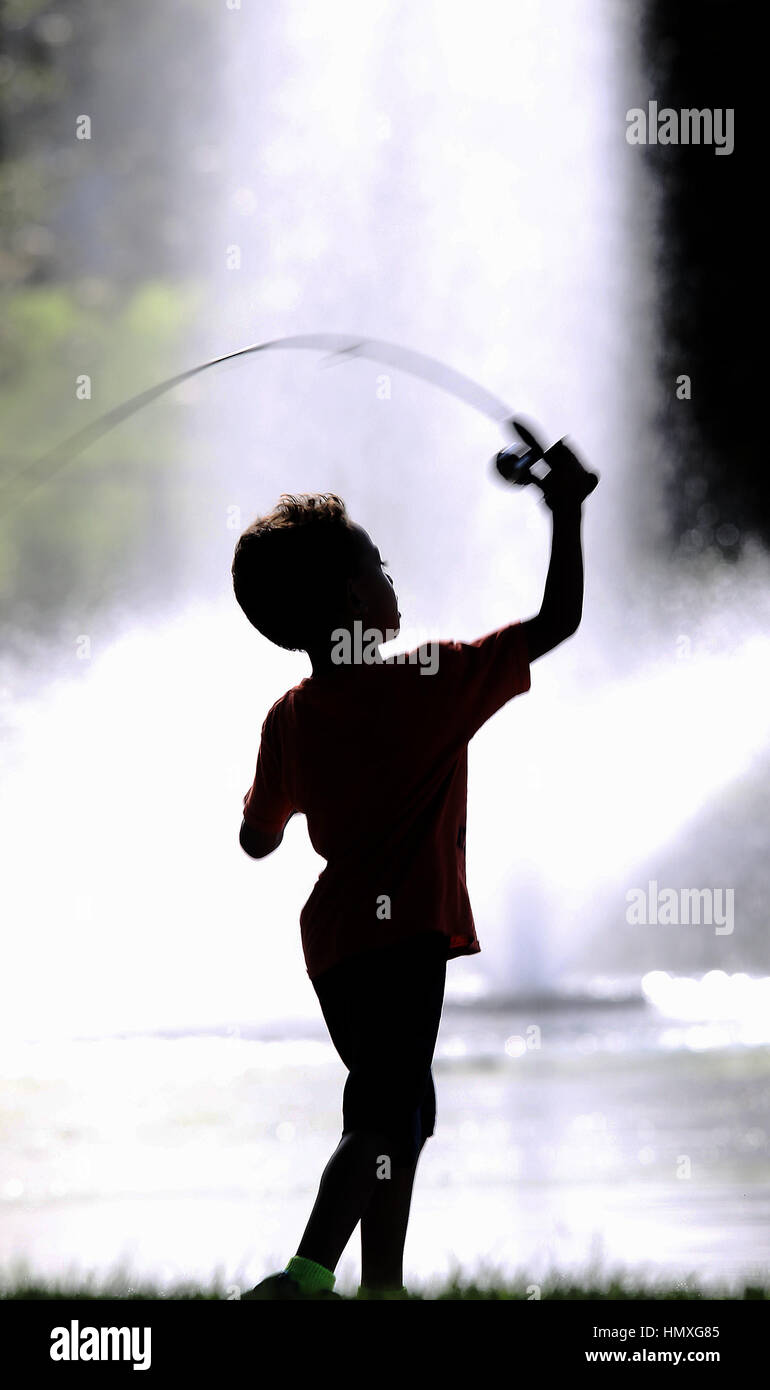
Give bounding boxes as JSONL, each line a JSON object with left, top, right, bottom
{"left": 513, "top": 433, "right": 598, "bottom": 663}
{"left": 521, "top": 504, "right": 584, "bottom": 661}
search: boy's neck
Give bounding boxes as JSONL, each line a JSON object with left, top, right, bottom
{"left": 307, "top": 636, "right": 351, "bottom": 679}
{"left": 307, "top": 625, "right": 385, "bottom": 678}
{"left": 309, "top": 652, "right": 347, "bottom": 678}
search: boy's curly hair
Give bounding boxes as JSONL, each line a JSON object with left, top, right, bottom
{"left": 231, "top": 493, "right": 361, "bottom": 652}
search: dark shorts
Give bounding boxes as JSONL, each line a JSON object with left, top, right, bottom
{"left": 311, "top": 930, "right": 448, "bottom": 1165}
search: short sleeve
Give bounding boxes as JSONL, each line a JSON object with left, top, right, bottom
{"left": 440, "top": 622, "right": 531, "bottom": 739}
{"left": 242, "top": 706, "right": 295, "bottom": 834}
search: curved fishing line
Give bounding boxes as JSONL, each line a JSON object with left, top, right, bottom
{"left": 0, "top": 333, "right": 516, "bottom": 515}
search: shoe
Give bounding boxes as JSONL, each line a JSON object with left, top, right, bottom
{"left": 241, "top": 1271, "right": 342, "bottom": 1300}
{"left": 241, "top": 1271, "right": 303, "bottom": 1300}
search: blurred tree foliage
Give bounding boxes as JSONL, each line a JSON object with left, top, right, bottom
{"left": 0, "top": 0, "right": 221, "bottom": 289}
{"left": 0, "top": 0, "right": 223, "bottom": 641}
{"left": 0, "top": 280, "right": 210, "bottom": 654}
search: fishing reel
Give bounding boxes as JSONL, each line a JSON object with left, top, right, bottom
{"left": 493, "top": 417, "right": 559, "bottom": 485}
{"left": 492, "top": 417, "right": 599, "bottom": 498}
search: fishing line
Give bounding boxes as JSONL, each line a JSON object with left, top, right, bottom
{"left": 0, "top": 332, "right": 578, "bottom": 515}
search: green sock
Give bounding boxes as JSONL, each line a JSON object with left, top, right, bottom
{"left": 284, "top": 1254, "right": 336, "bottom": 1294}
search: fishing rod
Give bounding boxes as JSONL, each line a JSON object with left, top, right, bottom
{"left": 0, "top": 332, "right": 596, "bottom": 514}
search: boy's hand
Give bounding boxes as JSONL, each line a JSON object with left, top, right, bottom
{"left": 540, "top": 439, "right": 599, "bottom": 512}
{"left": 507, "top": 418, "right": 599, "bottom": 511}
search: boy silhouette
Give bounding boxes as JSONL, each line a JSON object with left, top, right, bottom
{"left": 232, "top": 426, "right": 597, "bottom": 1299}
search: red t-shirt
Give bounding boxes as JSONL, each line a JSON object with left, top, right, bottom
{"left": 242, "top": 623, "right": 531, "bottom": 980}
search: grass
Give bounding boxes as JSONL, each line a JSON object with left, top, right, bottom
{"left": 2, "top": 1259, "right": 768, "bottom": 1300}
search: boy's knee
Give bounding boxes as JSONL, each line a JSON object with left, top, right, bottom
{"left": 342, "top": 1064, "right": 435, "bottom": 1163}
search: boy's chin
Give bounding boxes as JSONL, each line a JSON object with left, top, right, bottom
{"left": 367, "top": 611, "right": 400, "bottom": 640}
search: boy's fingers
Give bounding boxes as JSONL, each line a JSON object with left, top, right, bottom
{"left": 511, "top": 416, "right": 548, "bottom": 459}
{"left": 543, "top": 438, "right": 582, "bottom": 470}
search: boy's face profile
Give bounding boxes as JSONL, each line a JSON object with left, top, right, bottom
{"left": 344, "top": 523, "right": 400, "bottom": 638}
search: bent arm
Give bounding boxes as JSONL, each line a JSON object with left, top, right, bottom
{"left": 521, "top": 504, "right": 584, "bottom": 662}
{"left": 239, "top": 814, "right": 293, "bottom": 859}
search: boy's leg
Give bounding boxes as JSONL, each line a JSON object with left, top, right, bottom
{"left": 294, "top": 933, "right": 446, "bottom": 1281}
{"left": 294, "top": 1126, "right": 390, "bottom": 1272}
{"left": 359, "top": 1148, "right": 421, "bottom": 1291}
{"left": 359, "top": 1073, "right": 435, "bottom": 1290}
{"left": 294, "top": 1071, "right": 430, "bottom": 1274}
{"left": 291, "top": 947, "right": 395, "bottom": 1275}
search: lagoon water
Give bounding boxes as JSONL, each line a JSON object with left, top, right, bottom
{"left": 1, "top": 992, "right": 768, "bottom": 1296}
